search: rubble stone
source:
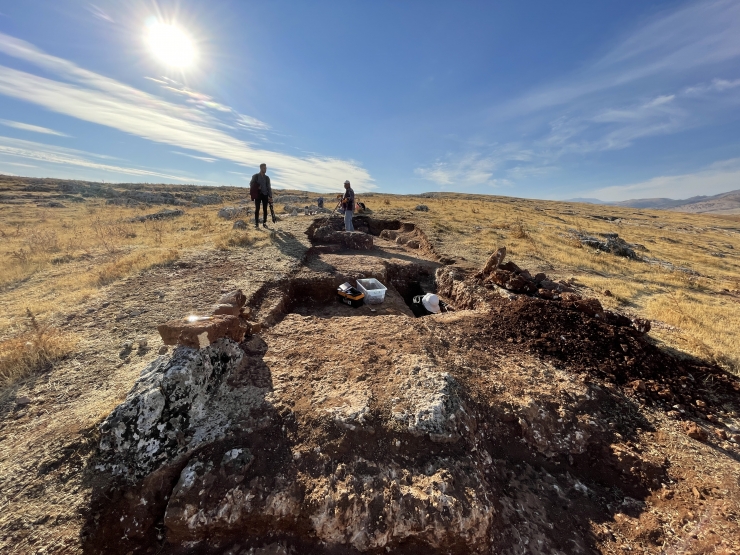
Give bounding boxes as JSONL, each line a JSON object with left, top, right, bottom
{"left": 685, "top": 422, "right": 708, "bottom": 442}
{"left": 569, "top": 230, "right": 641, "bottom": 259}
{"left": 482, "top": 246, "right": 506, "bottom": 274}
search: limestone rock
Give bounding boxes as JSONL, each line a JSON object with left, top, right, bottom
{"left": 194, "top": 194, "right": 222, "bottom": 205}
{"left": 482, "top": 247, "right": 506, "bottom": 274}
{"left": 219, "top": 289, "right": 247, "bottom": 308}
{"left": 218, "top": 206, "right": 250, "bottom": 220}
{"left": 212, "top": 303, "right": 241, "bottom": 316}
{"left": 518, "top": 399, "right": 591, "bottom": 457}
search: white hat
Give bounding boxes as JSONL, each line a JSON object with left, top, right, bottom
{"left": 344, "top": 180, "right": 351, "bottom": 185}
{"left": 421, "top": 293, "right": 441, "bottom": 314}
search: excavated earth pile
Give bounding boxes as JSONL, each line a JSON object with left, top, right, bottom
{"left": 81, "top": 218, "right": 740, "bottom": 555}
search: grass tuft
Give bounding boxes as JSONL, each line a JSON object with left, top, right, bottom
{"left": 0, "top": 309, "right": 77, "bottom": 392}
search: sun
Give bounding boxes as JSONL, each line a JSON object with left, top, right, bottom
{"left": 146, "top": 21, "right": 196, "bottom": 68}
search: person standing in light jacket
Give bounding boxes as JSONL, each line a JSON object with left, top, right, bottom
{"left": 342, "top": 180, "right": 355, "bottom": 232}
{"left": 249, "top": 163, "right": 273, "bottom": 229}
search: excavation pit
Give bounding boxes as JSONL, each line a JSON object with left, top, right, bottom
{"left": 280, "top": 271, "right": 438, "bottom": 320}
{"left": 249, "top": 225, "right": 447, "bottom": 324}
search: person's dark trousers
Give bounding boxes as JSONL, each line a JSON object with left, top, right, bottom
{"left": 254, "top": 193, "right": 269, "bottom": 225}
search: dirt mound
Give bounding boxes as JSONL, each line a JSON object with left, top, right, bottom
{"left": 439, "top": 255, "right": 740, "bottom": 420}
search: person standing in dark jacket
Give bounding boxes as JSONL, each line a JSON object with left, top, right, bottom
{"left": 250, "top": 163, "right": 273, "bottom": 229}
{"left": 342, "top": 180, "right": 355, "bottom": 231}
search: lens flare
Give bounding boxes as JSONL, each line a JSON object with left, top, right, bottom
{"left": 146, "top": 21, "right": 196, "bottom": 68}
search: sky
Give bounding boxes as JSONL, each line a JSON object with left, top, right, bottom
{"left": 0, "top": 1, "right": 739, "bottom": 201}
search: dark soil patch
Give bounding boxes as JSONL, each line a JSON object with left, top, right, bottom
{"left": 448, "top": 296, "right": 740, "bottom": 416}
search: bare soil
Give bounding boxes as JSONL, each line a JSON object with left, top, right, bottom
{"left": 1, "top": 215, "right": 739, "bottom": 554}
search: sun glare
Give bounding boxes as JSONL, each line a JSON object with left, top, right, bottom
{"left": 146, "top": 21, "right": 196, "bottom": 68}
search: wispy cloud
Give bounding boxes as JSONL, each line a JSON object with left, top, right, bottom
{"left": 0, "top": 161, "right": 37, "bottom": 168}
{"left": 0, "top": 33, "right": 374, "bottom": 192}
{"left": 587, "top": 158, "right": 740, "bottom": 201}
{"left": 500, "top": 0, "right": 740, "bottom": 118}
{"left": 86, "top": 4, "right": 114, "bottom": 23}
{"left": 684, "top": 77, "right": 740, "bottom": 96}
{"left": 171, "top": 151, "right": 218, "bottom": 163}
{"left": 417, "top": 1, "right": 740, "bottom": 194}
{"left": 0, "top": 119, "right": 69, "bottom": 137}
{"left": 145, "top": 76, "right": 271, "bottom": 131}
{"left": 0, "top": 136, "right": 199, "bottom": 182}
{"left": 415, "top": 152, "right": 512, "bottom": 188}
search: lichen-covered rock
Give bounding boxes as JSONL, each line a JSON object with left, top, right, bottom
{"left": 195, "top": 194, "right": 222, "bottom": 205}
{"left": 389, "top": 355, "right": 472, "bottom": 443}
{"left": 98, "top": 339, "right": 266, "bottom": 481}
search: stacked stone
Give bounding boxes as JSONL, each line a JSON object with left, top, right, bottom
{"left": 157, "top": 289, "right": 262, "bottom": 349}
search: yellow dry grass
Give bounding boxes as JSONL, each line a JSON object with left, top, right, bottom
{"left": 370, "top": 193, "right": 740, "bottom": 374}
{"left": 0, "top": 201, "right": 265, "bottom": 328}
{"left": 0, "top": 309, "right": 77, "bottom": 396}
{"left": 1, "top": 187, "right": 739, "bottom": 386}
{"left": 0, "top": 197, "right": 266, "bottom": 391}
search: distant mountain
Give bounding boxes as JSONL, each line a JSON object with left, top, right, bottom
{"left": 564, "top": 197, "right": 608, "bottom": 204}
{"left": 564, "top": 189, "right": 740, "bottom": 214}
{"left": 612, "top": 195, "right": 709, "bottom": 209}
{"left": 615, "top": 189, "right": 740, "bottom": 214}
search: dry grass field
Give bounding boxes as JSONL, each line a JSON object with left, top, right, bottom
{"left": 372, "top": 194, "right": 740, "bottom": 375}
{"left": 1, "top": 180, "right": 740, "bottom": 396}
{"left": 1, "top": 177, "right": 740, "bottom": 554}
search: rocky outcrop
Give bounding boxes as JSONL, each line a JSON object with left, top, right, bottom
{"left": 129, "top": 209, "right": 184, "bottom": 222}
{"left": 218, "top": 206, "right": 251, "bottom": 220}
{"left": 568, "top": 230, "right": 643, "bottom": 259}
{"left": 195, "top": 194, "right": 222, "bottom": 205}
{"left": 98, "top": 339, "right": 257, "bottom": 481}
{"left": 88, "top": 338, "right": 498, "bottom": 554}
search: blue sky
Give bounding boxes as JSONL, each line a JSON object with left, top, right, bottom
{"left": 0, "top": 0, "right": 739, "bottom": 201}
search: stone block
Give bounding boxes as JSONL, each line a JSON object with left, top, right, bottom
{"left": 157, "top": 315, "right": 250, "bottom": 348}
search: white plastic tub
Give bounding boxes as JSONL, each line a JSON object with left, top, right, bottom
{"left": 356, "top": 278, "right": 387, "bottom": 304}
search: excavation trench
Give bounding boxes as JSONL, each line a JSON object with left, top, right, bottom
{"left": 252, "top": 262, "right": 442, "bottom": 323}
{"left": 249, "top": 217, "right": 448, "bottom": 324}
